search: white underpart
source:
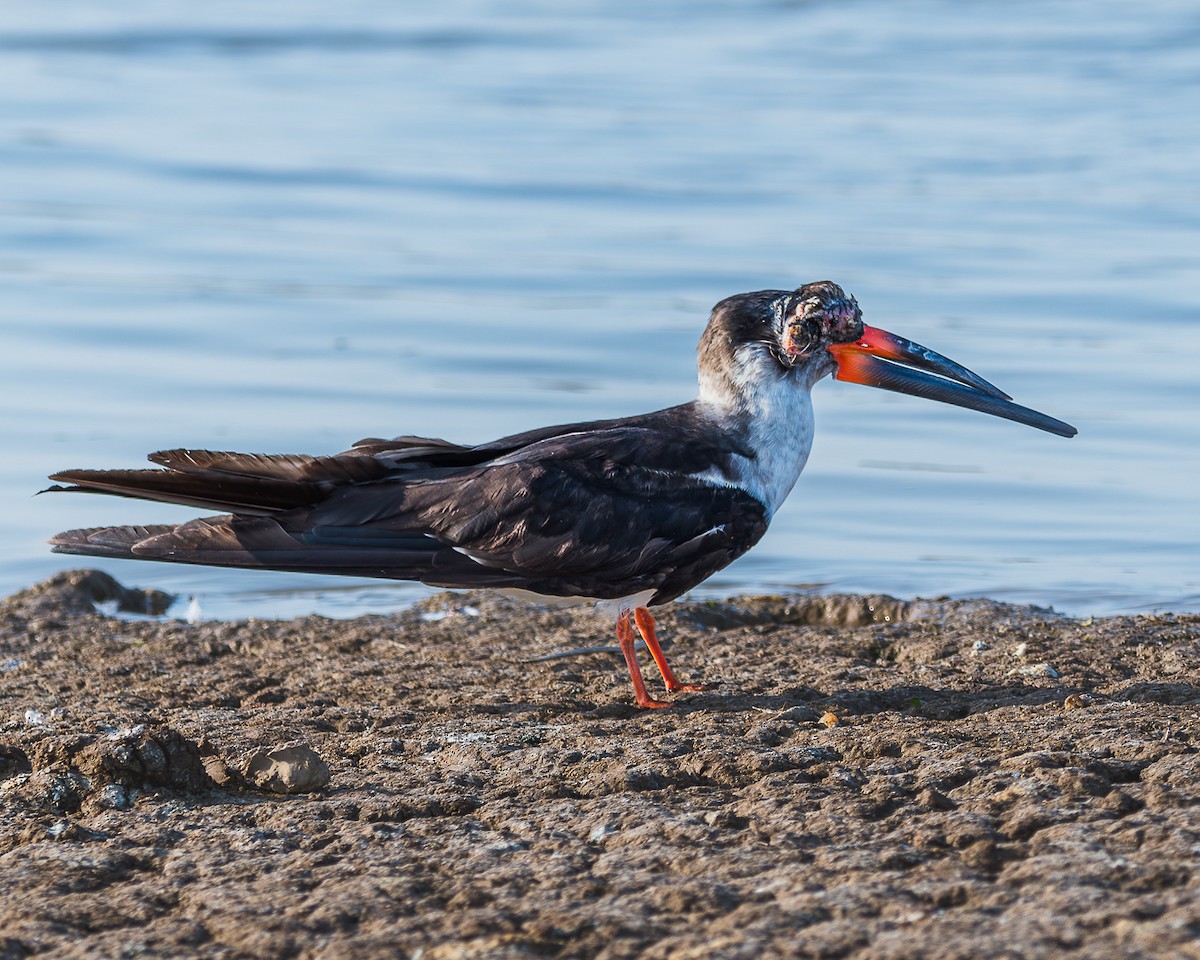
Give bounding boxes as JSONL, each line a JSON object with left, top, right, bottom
{"left": 498, "top": 586, "right": 658, "bottom": 621}
{"left": 695, "top": 343, "right": 823, "bottom": 518}
{"left": 594, "top": 588, "right": 659, "bottom": 620}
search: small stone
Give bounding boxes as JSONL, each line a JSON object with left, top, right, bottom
{"left": 202, "top": 755, "right": 238, "bottom": 788}
{"left": 1100, "top": 789, "right": 1143, "bottom": 815}
{"left": 916, "top": 787, "right": 957, "bottom": 811}
{"left": 96, "top": 783, "right": 133, "bottom": 811}
{"left": 960, "top": 838, "right": 1003, "bottom": 870}
{"left": 704, "top": 810, "right": 749, "bottom": 829}
{"left": 1007, "top": 662, "right": 1059, "bottom": 679}
{"left": 243, "top": 744, "right": 331, "bottom": 794}
{"left": 75, "top": 727, "right": 212, "bottom": 794}
{"left": 105, "top": 724, "right": 146, "bottom": 740}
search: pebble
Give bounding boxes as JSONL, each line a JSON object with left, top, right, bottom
{"left": 203, "top": 755, "right": 238, "bottom": 788}
{"left": 243, "top": 744, "right": 331, "bottom": 794}
{"left": 1008, "top": 663, "right": 1060, "bottom": 679}
{"left": 97, "top": 783, "right": 133, "bottom": 811}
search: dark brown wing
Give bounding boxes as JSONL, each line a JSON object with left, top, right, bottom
{"left": 302, "top": 425, "right": 770, "bottom": 601}
{"left": 48, "top": 405, "right": 768, "bottom": 603}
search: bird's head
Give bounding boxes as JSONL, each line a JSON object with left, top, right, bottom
{"left": 698, "top": 282, "right": 1076, "bottom": 437}
{"left": 775, "top": 281, "right": 866, "bottom": 366}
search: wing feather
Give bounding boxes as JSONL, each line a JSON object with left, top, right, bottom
{"left": 47, "top": 403, "right": 770, "bottom": 602}
{"left": 148, "top": 449, "right": 388, "bottom": 484}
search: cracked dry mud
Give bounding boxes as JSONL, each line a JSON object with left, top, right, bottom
{"left": 2, "top": 570, "right": 1199, "bottom": 959}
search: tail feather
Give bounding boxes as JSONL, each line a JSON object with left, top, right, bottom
{"left": 50, "top": 524, "right": 179, "bottom": 559}
{"left": 46, "top": 467, "right": 322, "bottom": 515}
{"left": 45, "top": 442, "right": 537, "bottom": 589}
{"left": 50, "top": 515, "right": 526, "bottom": 587}
{"left": 147, "top": 448, "right": 389, "bottom": 484}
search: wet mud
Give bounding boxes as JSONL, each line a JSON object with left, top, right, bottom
{"left": 2, "top": 571, "right": 1199, "bottom": 959}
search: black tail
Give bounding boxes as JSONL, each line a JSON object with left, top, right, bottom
{"left": 49, "top": 514, "right": 524, "bottom": 588}
{"left": 46, "top": 441, "right": 538, "bottom": 590}
{"left": 50, "top": 524, "right": 180, "bottom": 560}
{"left": 44, "top": 446, "right": 394, "bottom": 516}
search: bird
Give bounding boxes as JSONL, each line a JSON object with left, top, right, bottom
{"left": 46, "top": 282, "right": 1076, "bottom": 708}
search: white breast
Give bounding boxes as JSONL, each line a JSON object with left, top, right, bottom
{"left": 695, "top": 344, "right": 822, "bottom": 518}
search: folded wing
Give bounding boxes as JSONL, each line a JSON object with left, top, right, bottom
{"left": 47, "top": 410, "right": 769, "bottom": 604}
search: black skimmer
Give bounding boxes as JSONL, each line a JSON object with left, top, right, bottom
{"left": 47, "top": 282, "right": 1075, "bottom": 708}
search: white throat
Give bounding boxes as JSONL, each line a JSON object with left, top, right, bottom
{"left": 695, "top": 345, "right": 824, "bottom": 517}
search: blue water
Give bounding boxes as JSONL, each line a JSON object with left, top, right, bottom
{"left": 2, "top": 1, "right": 1198, "bottom": 619}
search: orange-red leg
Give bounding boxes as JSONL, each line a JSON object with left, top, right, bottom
{"left": 633, "top": 607, "right": 708, "bottom": 693}
{"left": 616, "top": 609, "right": 671, "bottom": 708}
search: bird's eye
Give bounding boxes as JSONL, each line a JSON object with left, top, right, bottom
{"left": 782, "top": 318, "right": 822, "bottom": 362}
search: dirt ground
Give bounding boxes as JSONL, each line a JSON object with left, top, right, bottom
{"left": 2, "top": 570, "right": 1199, "bottom": 960}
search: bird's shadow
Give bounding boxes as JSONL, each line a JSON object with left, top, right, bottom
{"left": 503, "top": 680, "right": 1183, "bottom": 722}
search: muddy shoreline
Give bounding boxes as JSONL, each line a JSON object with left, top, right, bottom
{"left": 2, "top": 570, "right": 1199, "bottom": 959}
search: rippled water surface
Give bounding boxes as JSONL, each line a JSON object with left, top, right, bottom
{"left": 2, "top": 1, "right": 1197, "bottom": 618}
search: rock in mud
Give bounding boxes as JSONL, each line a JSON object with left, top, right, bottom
{"left": 1, "top": 568, "right": 174, "bottom": 619}
{"left": 243, "top": 744, "right": 331, "bottom": 794}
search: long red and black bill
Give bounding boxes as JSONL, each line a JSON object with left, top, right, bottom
{"left": 829, "top": 326, "right": 1077, "bottom": 438}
